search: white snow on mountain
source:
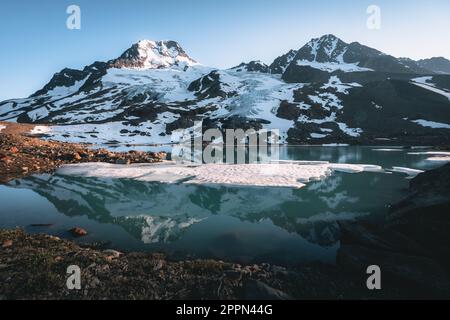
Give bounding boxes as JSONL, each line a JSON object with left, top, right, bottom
{"left": 5, "top": 35, "right": 446, "bottom": 147}
{"left": 297, "top": 76, "right": 364, "bottom": 137}
{"left": 297, "top": 35, "right": 374, "bottom": 73}
{"left": 30, "top": 68, "right": 313, "bottom": 144}
{"left": 321, "top": 76, "right": 362, "bottom": 94}
{"left": 296, "top": 60, "right": 374, "bottom": 73}
{"left": 411, "top": 77, "right": 450, "bottom": 101}
{"left": 278, "top": 50, "right": 298, "bottom": 73}
{"left": 41, "top": 120, "right": 179, "bottom": 145}
{"left": 204, "top": 70, "right": 304, "bottom": 141}
{"left": 337, "top": 123, "right": 363, "bottom": 137}
{"left": 27, "top": 106, "right": 50, "bottom": 121}
{"left": 411, "top": 119, "right": 450, "bottom": 129}
{"left": 310, "top": 133, "right": 328, "bottom": 139}
{"left": 47, "top": 76, "right": 90, "bottom": 97}
{"left": 412, "top": 76, "right": 434, "bottom": 85}
{"left": 103, "top": 64, "right": 213, "bottom": 102}
{"left": 306, "top": 35, "right": 342, "bottom": 61}
{"left": 117, "top": 40, "right": 198, "bottom": 70}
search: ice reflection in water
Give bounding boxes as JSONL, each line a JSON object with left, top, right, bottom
{"left": 0, "top": 146, "right": 444, "bottom": 265}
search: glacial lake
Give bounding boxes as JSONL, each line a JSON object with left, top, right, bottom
{"left": 0, "top": 146, "right": 447, "bottom": 266}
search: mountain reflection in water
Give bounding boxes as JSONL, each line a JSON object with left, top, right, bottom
{"left": 3, "top": 166, "right": 407, "bottom": 265}
{"left": 4, "top": 146, "right": 438, "bottom": 265}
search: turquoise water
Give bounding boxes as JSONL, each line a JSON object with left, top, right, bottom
{"left": 0, "top": 146, "right": 444, "bottom": 266}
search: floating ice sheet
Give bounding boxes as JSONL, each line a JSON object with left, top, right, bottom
{"left": 425, "top": 156, "right": 450, "bottom": 163}
{"left": 57, "top": 161, "right": 385, "bottom": 189}
{"left": 389, "top": 166, "right": 424, "bottom": 178}
{"left": 372, "top": 148, "right": 404, "bottom": 152}
{"left": 408, "top": 151, "right": 450, "bottom": 156}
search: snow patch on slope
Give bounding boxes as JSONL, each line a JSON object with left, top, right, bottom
{"left": 411, "top": 77, "right": 450, "bottom": 101}
{"left": 425, "top": 156, "right": 450, "bottom": 163}
{"left": 412, "top": 119, "right": 450, "bottom": 129}
{"left": 204, "top": 71, "right": 304, "bottom": 142}
{"left": 297, "top": 60, "right": 374, "bottom": 73}
{"left": 103, "top": 65, "right": 213, "bottom": 102}
{"left": 297, "top": 76, "right": 364, "bottom": 137}
{"left": 321, "top": 76, "right": 362, "bottom": 94}
{"left": 40, "top": 120, "right": 183, "bottom": 145}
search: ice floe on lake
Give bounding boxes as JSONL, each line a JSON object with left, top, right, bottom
{"left": 408, "top": 151, "right": 450, "bottom": 156}
{"left": 328, "top": 163, "right": 383, "bottom": 173}
{"left": 389, "top": 166, "right": 424, "bottom": 178}
{"left": 425, "top": 156, "right": 450, "bottom": 163}
{"left": 372, "top": 148, "right": 403, "bottom": 152}
{"left": 407, "top": 151, "right": 450, "bottom": 163}
{"left": 322, "top": 143, "right": 350, "bottom": 147}
{"left": 57, "top": 161, "right": 385, "bottom": 189}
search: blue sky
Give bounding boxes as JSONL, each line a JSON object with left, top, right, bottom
{"left": 1, "top": 0, "right": 449, "bottom": 100}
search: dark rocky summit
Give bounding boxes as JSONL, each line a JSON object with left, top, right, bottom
{"left": 269, "top": 49, "right": 298, "bottom": 74}
{"left": 232, "top": 61, "right": 270, "bottom": 73}
{"left": 188, "top": 70, "right": 237, "bottom": 99}
{"left": 31, "top": 62, "right": 110, "bottom": 97}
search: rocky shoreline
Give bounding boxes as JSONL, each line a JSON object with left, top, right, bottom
{"left": 0, "top": 229, "right": 361, "bottom": 300}
{"left": 0, "top": 122, "right": 165, "bottom": 183}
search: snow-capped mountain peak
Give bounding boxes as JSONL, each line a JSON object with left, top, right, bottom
{"left": 1, "top": 34, "right": 450, "bottom": 147}
{"left": 302, "top": 34, "right": 348, "bottom": 63}
{"left": 111, "top": 40, "right": 198, "bottom": 70}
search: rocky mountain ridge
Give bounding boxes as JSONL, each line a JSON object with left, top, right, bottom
{"left": 1, "top": 34, "right": 449, "bottom": 145}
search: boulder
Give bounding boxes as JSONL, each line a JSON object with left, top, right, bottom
{"left": 69, "top": 227, "right": 88, "bottom": 237}
{"left": 243, "top": 279, "right": 293, "bottom": 300}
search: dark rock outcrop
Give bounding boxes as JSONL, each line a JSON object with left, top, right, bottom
{"left": 232, "top": 61, "right": 270, "bottom": 73}
{"left": 337, "top": 164, "right": 450, "bottom": 297}
{"left": 269, "top": 49, "right": 297, "bottom": 74}
{"left": 188, "top": 71, "right": 236, "bottom": 99}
